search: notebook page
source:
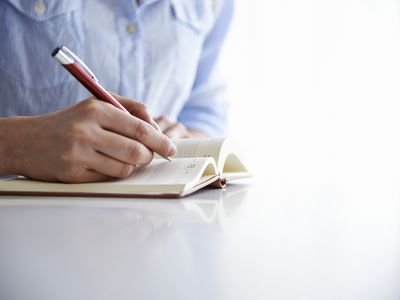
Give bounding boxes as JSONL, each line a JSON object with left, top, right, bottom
{"left": 170, "top": 138, "right": 226, "bottom": 163}
{"left": 113, "top": 157, "right": 216, "bottom": 185}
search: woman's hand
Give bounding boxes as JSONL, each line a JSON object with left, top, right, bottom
{"left": 0, "top": 97, "right": 176, "bottom": 183}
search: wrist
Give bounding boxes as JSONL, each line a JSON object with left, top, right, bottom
{"left": 0, "top": 116, "right": 32, "bottom": 175}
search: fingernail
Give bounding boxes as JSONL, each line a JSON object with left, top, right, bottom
{"left": 168, "top": 142, "right": 177, "bottom": 156}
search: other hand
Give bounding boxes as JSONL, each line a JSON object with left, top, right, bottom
{"left": 154, "top": 116, "right": 208, "bottom": 139}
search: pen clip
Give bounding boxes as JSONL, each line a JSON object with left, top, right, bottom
{"left": 60, "top": 46, "right": 99, "bottom": 82}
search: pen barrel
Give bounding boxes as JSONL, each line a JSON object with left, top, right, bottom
{"left": 63, "top": 63, "right": 129, "bottom": 113}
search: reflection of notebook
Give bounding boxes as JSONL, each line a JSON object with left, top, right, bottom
{"left": 0, "top": 138, "right": 250, "bottom": 198}
{"left": 0, "top": 183, "right": 250, "bottom": 227}
{"left": 183, "top": 184, "right": 249, "bottom": 225}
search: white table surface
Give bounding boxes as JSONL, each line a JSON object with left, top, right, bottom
{"left": 0, "top": 171, "right": 399, "bottom": 300}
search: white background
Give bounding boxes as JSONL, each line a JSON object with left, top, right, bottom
{"left": 221, "top": 0, "right": 400, "bottom": 187}
{"left": 218, "top": 3, "right": 400, "bottom": 297}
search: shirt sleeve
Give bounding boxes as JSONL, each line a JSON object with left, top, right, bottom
{"left": 177, "top": 0, "right": 234, "bottom": 137}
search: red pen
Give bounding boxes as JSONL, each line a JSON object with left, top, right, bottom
{"left": 52, "top": 46, "right": 129, "bottom": 113}
{"left": 52, "top": 46, "right": 171, "bottom": 161}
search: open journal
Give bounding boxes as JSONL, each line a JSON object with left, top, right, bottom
{"left": 0, "top": 138, "right": 250, "bottom": 198}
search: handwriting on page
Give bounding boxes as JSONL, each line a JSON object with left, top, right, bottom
{"left": 120, "top": 158, "right": 210, "bottom": 185}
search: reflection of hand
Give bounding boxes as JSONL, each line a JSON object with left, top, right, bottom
{"left": 1, "top": 96, "right": 176, "bottom": 182}
{"left": 155, "top": 116, "right": 208, "bottom": 139}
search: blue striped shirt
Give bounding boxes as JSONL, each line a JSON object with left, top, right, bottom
{"left": 0, "top": 0, "right": 233, "bottom": 136}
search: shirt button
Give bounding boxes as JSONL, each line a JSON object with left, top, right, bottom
{"left": 126, "top": 24, "right": 136, "bottom": 34}
{"left": 34, "top": 1, "right": 46, "bottom": 15}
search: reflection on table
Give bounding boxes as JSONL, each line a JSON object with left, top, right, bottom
{"left": 0, "top": 183, "right": 250, "bottom": 300}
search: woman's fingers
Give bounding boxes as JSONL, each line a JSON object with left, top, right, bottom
{"left": 111, "top": 93, "right": 158, "bottom": 129}
{"left": 93, "top": 129, "right": 154, "bottom": 165}
{"left": 100, "top": 105, "right": 177, "bottom": 158}
{"left": 87, "top": 150, "right": 136, "bottom": 179}
{"left": 74, "top": 170, "right": 113, "bottom": 183}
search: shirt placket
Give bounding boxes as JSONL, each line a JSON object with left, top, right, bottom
{"left": 116, "top": 0, "right": 143, "bottom": 101}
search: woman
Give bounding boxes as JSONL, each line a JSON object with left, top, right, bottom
{"left": 0, "top": 0, "right": 233, "bottom": 182}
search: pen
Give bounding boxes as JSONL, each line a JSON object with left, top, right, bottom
{"left": 52, "top": 46, "right": 171, "bottom": 162}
